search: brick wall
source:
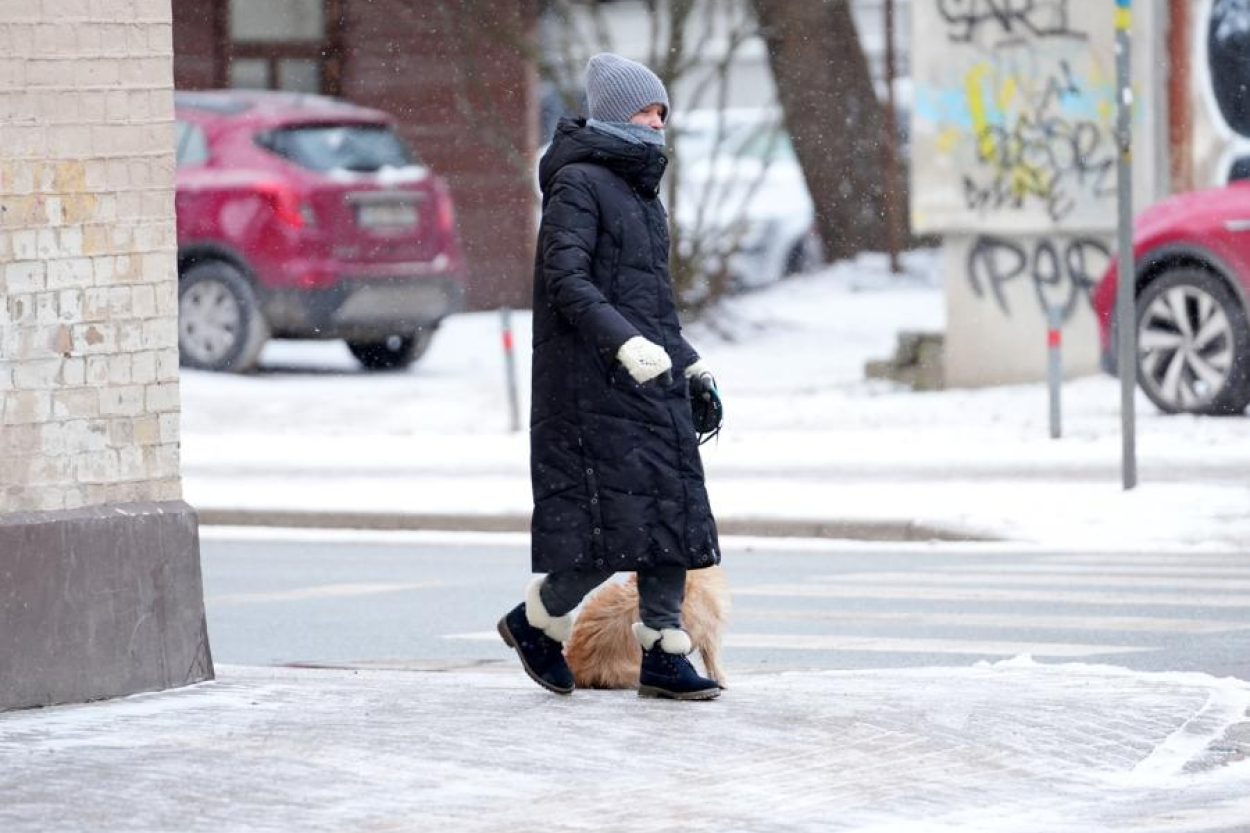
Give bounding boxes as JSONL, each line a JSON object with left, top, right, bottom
{"left": 0, "top": 0, "right": 183, "bottom": 512}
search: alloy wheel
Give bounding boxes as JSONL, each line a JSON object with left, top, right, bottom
{"left": 1138, "top": 284, "right": 1235, "bottom": 410}
{"left": 180, "top": 277, "right": 242, "bottom": 366}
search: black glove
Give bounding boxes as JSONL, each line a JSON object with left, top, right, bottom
{"left": 688, "top": 371, "right": 724, "bottom": 443}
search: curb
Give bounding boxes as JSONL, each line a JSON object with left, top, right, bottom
{"left": 194, "top": 508, "right": 997, "bottom": 542}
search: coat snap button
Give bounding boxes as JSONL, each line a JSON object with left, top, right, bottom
{"left": 593, "top": 527, "right": 601, "bottom": 535}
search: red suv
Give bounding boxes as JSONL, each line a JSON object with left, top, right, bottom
{"left": 1093, "top": 181, "right": 1250, "bottom": 415}
{"left": 174, "top": 91, "right": 466, "bottom": 372}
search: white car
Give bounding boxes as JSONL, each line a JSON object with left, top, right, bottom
{"left": 671, "top": 108, "right": 822, "bottom": 292}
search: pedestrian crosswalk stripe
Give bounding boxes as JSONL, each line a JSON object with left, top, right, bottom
{"left": 737, "top": 608, "right": 1249, "bottom": 634}
{"left": 732, "top": 583, "right": 1250, "bottom": 608}
{"left": 441, "top": 630, "right": 1152, "bottom": 659}
{"left": 724, "top": 633, "right": 1150, "bottom": 658}
{"left": 936, "top": 564, "right": 1250, "bottom": 578}
{"left": 447, "top": 556, "right": 1250, "bottom": 663}
{"left": 446, "top": 631, "right": 514, "bottom": 642}
{"left": 822, "top": 571, "right": 1250, "bottom": 591}
{"left": 207, "top": 581, "right": 444, "bottom": 607}
{"left": 1043, "top": 554, "right": 1250, "bottom": 567}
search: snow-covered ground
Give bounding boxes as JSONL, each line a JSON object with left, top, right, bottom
{"left": 181, "top": 251, "right": 1250, "bottom": 548}
{"left": 4, "top": 659, "right": 1249, "bottom": 832}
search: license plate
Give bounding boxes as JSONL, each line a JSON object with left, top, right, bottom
{"left": 356, "top": 202, "right": 417, "bottom": 229}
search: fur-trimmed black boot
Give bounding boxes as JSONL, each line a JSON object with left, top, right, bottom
{"left": 633, "top": 624, "right": 721, "bottom": 700}
{"left": 497, "top": 579, "right": 575, "bottom": 695}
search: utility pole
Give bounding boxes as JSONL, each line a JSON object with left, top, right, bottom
{"left": 881, "top": 0, "right": 903, "bottom": 275}
{"left": 1116, "top": 0, "right": 1138, "bottom": 490}
{"left": 1167, "top": 0, "right": 1193, "bottom": 193}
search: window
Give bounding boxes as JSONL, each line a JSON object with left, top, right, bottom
{"left": 225, "top": 0, "right": 340, "bottom": 95}
{"left": 229, "top": 58, "right": 270, "bottom": 90}
{"left": 176, "top": 121, "right": 210, "bottom": 167}
{"left": 277, "top": 59, "right": 321, "bottom": 93}
{"left": 255, "top": 124, "right": 418, "bottom": 172}
{"left": 231, "top": 0, "right": 325, "bottom": 41}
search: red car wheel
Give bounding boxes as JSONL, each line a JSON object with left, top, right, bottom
{"left": 178, "top": 261, "right": 269, "bottom": 373}
{"left": 1136, "top": 267, "right": 1250, "bottom": 415}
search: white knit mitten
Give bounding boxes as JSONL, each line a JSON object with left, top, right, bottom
{"left": 617, "top": 336, "right": 672, "bottom": 384}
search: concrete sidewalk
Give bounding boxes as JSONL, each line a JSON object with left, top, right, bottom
{"left": 194, "top": 507, "right": 985, "bottom": 542}
{"left": 4, "top": 661, "right": 1249, "bottom": 833}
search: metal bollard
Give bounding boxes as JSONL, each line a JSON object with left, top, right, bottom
{"left": 1046, "top": 305, "right": 1062, "bottom": 440}
{"left": 501, "top": 307, "right": 521, "bottom": 433}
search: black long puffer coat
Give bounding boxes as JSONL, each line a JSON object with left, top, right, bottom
{"left": 529, "top": 118, "right": 720, "bottom": 575}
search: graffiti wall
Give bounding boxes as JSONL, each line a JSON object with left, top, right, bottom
{"left": 964, "top": 233, "right": 1111, "bottom": 325}
{"left": 911, "top": 1, "right": 1118, "bottom": 234}
{"left": 910, "top": 1, "right": 1168, "bottom": 386}
{"left": 943, "top": 232, "right": 1112, "bottom": 385}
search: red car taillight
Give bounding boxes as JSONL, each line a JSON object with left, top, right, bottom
{"left": 255, "top": 181, "right": 313, "bottom": 228}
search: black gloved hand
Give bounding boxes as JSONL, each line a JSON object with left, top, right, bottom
{"left": 687, "top": 370, "right": 724, "bottom": 440}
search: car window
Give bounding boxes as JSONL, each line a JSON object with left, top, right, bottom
{"left": 256, "top": 124, "right": 417, "bottom": 172}
{"left": 676, "top": 118, "right": 792, "bottom": 165}
{"left": 734, "top": 127, "right": 795, "bottom": 164}
{"left": 676, "top": 123, "right": 745, "bottom": 160}
{"left": 176, "top": 120, "right": 210, "bottom": 167}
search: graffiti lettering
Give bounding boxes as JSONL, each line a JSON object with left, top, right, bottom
{"left": 938, "top": 0, "right": 1087, "bottom": 45}
{"left": 967, "top": 234, "right": 1110, "bottom": 321}
{"left": 961, "top": 63, "right": 1115, "bottom": 223}
{"left": 913, "top": 1, "right": 1119, "bottom": 230}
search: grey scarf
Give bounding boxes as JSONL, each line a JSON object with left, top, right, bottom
{"left": 587, "top": 118, "right": 666, "bottom": 147}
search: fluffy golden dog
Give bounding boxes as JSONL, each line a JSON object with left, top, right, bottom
{"left": 564, "top": 566, "right": 729, "bottom": 689}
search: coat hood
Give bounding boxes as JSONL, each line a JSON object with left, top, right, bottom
{"left": 539, "top": 117, "right": 667, "bottom": 199}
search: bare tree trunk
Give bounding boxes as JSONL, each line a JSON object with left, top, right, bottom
{"left": 751, "top": 0, "right": 889, "bottom": 261}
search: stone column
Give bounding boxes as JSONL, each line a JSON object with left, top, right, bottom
{"left": 0, "top": 0, "right": 212, "bottom": 710}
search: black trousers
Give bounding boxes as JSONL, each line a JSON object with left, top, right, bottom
{"left": 539, "top": 565, "right": 687, "bottom": 630}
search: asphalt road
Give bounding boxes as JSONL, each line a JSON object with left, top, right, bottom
{"left": 200, "top": 529, "right": 1250, "bottom": 679}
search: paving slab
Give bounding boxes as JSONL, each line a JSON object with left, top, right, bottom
{"left": 2, "top": 660, "right": 1249, "bottom": 833}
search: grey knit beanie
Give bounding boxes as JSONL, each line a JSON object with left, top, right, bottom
{"left": 585, "top": 53, "right": 669, "bottom": 124}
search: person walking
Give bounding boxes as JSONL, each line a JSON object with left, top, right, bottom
{"left": 497, "top": 53, "right": 721, "bottom": 701}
